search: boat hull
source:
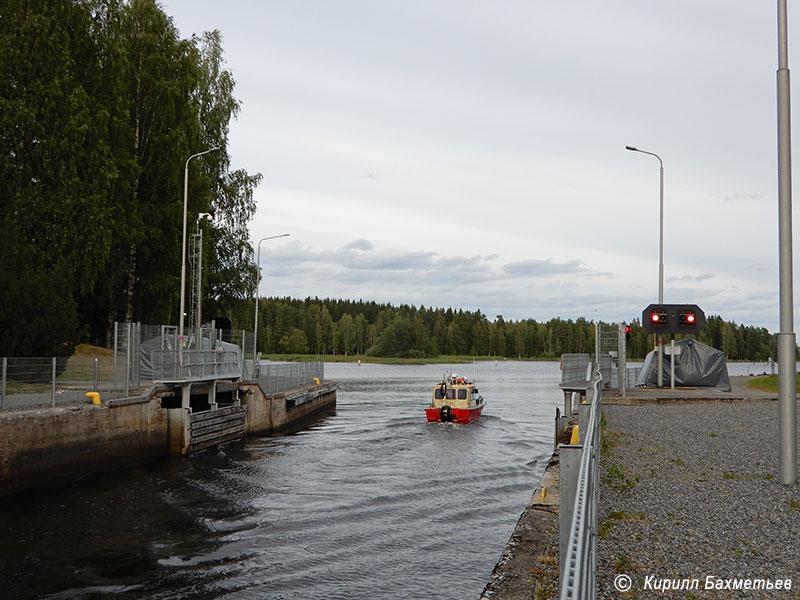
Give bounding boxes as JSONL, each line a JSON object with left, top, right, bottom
{"left": 425, "top": 404, "right": 484, "bottom": 424}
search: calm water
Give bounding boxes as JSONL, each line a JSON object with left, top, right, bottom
{"left": 0, "top": 361, "right": 562, "bottom": 600}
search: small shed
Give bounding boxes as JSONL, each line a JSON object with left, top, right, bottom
{"left": 636, "top": 338, "right": 731, "bottom": 391}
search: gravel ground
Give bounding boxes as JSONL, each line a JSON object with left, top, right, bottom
{"left": 597, "top": 398, "right": 800, "bottom": 599}
{"left": 0, "top": 388, "right": 131, "bottom": 412}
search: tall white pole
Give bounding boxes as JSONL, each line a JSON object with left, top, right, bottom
{"left": 776, "top": 0, "right": 797, "bottom": 485}
{"left": 252, "top": 233, "right": 290, "bottom": 364}
{"left": 179, "top": 147, "right": 219, "bottom": 341}
{"left": 196, "top": 224, "right": 203, "bottom": 339}
{"left": 626, "top": 145, "right": 665, "bottom": 386}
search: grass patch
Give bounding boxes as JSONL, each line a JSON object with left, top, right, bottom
{"left": 743, "top": 374, "right": 800, "bottom": 393}
{"left": 608, "top": 510, "right": 646, "bottom": 521}
{"left": 600, "top": 511, "right": 647, "bottom": 539}
{"left": 600, "top": 426, "right": 626, "bottom": 455}
{"left": 605, "top": 462, "right": 639, "bottom": 490}
{"left": 614, "top": 553, "right": 635, "bottom": 572}
{"left": 2, "top": 382, "right": 52, "bottom": 394}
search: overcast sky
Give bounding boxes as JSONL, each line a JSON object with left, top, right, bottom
{"left": 161, "top": 1, "right": 797, "bottom": 330}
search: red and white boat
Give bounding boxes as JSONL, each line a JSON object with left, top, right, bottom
{"left": 425, "top": 374, "right": 485, "bottom": 423}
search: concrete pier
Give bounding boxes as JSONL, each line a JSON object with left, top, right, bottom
{"left": 0, "top": 396, "right": 167, "bottom": 497}
{"left": 0, "top": 379, "right": 336, "bottom": 497}
{"left": 481, "top": 376, "right": 799, "bottom": 599}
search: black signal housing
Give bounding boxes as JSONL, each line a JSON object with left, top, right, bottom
{"left": 642, "top": 304, "right": 705, "bottom": 334}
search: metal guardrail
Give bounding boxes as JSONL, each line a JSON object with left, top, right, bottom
{"left": 559, "top": 370, "right": 603, "bottom": 600}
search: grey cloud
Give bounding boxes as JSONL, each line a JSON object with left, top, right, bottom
{"left": 667, "top": 273, "right": 715, "bottom": 282}
{"left": 502, "top": 258, "right": 586, "bottom": 277}
{"left": 343, "top": 238, "right": 374, "bottom": 251}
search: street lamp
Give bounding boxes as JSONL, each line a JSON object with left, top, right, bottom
{"left": 192, "top": 212, "right": 213, "bottom": 339}
{"left": 626, "top": 144, "right": 665, "bottom": 387}
{"left": 776, "top": 0, "right": 797, "bottom": 485}
{"left": 179, "top": 146, "right": 219, "bottom": 341}
{"left": 253, "top": 233, "right": 290, "bottom": 372}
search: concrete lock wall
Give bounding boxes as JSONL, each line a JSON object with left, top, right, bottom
{"left": 0, "top": 381, "right": 337, "bottom": 497}
{"left": 0, "top": 398, "right": 168, "bottom": 497}
{"left": 242, "top": 383, "right": 337, "bottom": 435}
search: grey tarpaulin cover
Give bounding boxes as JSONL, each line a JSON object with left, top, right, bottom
{"left": 635, "top": 338, "right": 731, "bottom": 391}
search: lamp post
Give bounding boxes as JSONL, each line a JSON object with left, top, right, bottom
{"left": 179, "top": 147, "right": 219, "bottom": 341}
{"left": 193, "top": 212, "right": 213, "bottom": 339}
{"left": 626, "top": 145, "right": 665, "bottom": 387}
{"left": 253, "top": 233, "right": 290, "bottom": 370}
{"left": 776, "top": 0, "right": 797, "bottom": 485}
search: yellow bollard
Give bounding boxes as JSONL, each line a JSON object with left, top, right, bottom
{"left": 541, "top": 486, "right": 547, "bottom": 501}
{"left": 313, "top": 377, "right": 320, "bottom": 385}
{"left": 85, "top": 392, "right": 101, "bottom": 405}
{"left": 570, "top": 424, "right": 579, "bottom": 445}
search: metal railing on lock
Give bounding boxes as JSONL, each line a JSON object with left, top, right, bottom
{"left": 256, "top": 362, "right": 324, "bottom": 395}
{"left": 151, "top": 349, "right": 242, "bottom": 382}
{"left": 559, "top": 371, "right": 603, "bottom": 600}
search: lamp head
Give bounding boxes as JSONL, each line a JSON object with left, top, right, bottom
{"left": 198, "top": 212, "right": 213, "bottom": 222}
{"left": 625, "top": 145, "right": 638, "bottom": 151}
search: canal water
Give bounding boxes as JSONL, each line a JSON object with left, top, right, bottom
{"left": 0, "top": 361, "right": 561, "bottom": 599}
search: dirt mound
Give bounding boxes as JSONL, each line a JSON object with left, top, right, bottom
{"left": 73, "top": 343, "right": 114, "bottom": 357}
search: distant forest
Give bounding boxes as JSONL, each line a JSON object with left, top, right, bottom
{"left": 242, "top": 297, "right": 779, "bottom": 361}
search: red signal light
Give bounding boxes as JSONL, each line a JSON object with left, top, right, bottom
{"left": 651, "top": 313, "right": 660, "bottom": 322}
{"left": 686, "top": 313, "right": 695, "bottom": 323}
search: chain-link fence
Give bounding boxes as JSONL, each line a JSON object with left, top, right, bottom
{"left": 2, "top": 321, "right": 324, "bottom": 411}
{"left": 0, "top": 355, "right": 121, "bottom": 412}
{"left": 595, "top": 323, "right": 627, "bottom": 393}
{"left": 257, "top": 362, "right": 325, "bottom": 395}
{"left": 113, "top": 322, "right": 141, "bottom": 392}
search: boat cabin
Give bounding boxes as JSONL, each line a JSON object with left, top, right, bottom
{"left": 431, "top": 375, "right": 483, "bottom": 410}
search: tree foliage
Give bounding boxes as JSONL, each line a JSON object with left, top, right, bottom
{"left": 250, "top": 297, "right": 783, "bottom": 361}
{"left": 0, "top": 0, "right": 260, "bottom": 355}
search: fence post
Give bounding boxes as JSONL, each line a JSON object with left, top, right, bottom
{"left": 241, "top": 329, "right": 246, "bottom": 379}
{"left": 134, "top": 322, "right": 141, "bottom": 387}
{"left": 51, "top": 357, "right": 57, "bottom": 407}
{"left": 113, "top": 321, "right": 119, "bottom": 389}
{"left": 1, "top": 357, "right": 6, "bottom": 411}
{"left": 125, "top": 322, "right": 132, "bottom": 396}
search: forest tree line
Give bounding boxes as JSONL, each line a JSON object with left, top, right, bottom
{"left": 241, "top": 297, "right": 780, "bottom": 361}
{"left": 1, "top": 0, "right": 259, "bottom": 356}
